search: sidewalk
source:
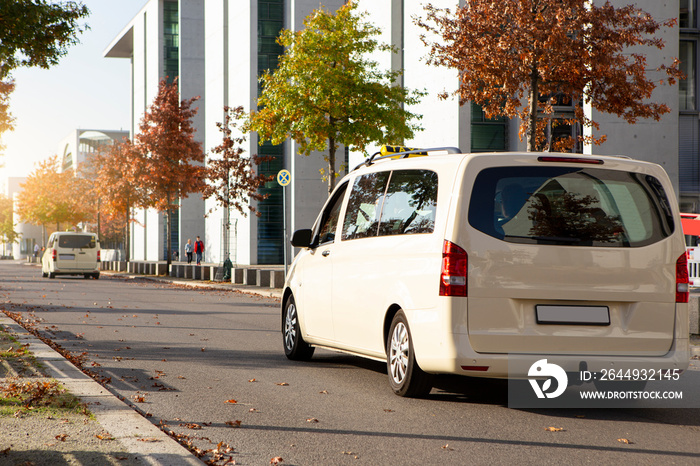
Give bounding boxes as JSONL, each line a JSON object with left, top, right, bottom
{"left": 2, "top": 268, "right": 283, "bottom": 465}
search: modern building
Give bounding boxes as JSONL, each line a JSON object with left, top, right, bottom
{"left": 105, "top": 0, "right": 694, "bottom": 265}
{"left": 58, "top": 129, "right": 129, "bottom": 173}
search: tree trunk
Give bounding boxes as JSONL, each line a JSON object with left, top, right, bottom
{"left": 165, "top": 193, "right": 172, "bottom": 271}
{"left": 124, "top": 203, "right": 130, "bottom": 263}
{"left": 527, "top": 65, "right": 539, "bottom": 152}
{"left": 328, "top": 118, "right": 337, "bottom": 195}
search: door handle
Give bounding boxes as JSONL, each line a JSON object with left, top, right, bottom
{"left": 322, "top": 250, "right": 331, "bottom": 257}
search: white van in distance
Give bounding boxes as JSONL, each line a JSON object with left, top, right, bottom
{"left": 41, "top": 231, "right": 101, "bottom": 279}
{"left": 282, "top": 147, "right": 690, "bottom": 397}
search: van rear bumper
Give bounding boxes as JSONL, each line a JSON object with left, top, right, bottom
{"left": 416, "top": 333, "right": 690, "bottom": 378}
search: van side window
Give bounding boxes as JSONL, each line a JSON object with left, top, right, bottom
{"left": 378, "top": 170, "right": 438, "bottom": 236}
{"left": 342, "top": 172, "right": 390, "bottom": 240}
{"left": 316, "top": 183, "right": 348, "bottom": 246}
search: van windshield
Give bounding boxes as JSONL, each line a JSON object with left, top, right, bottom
{"left": 58, "top": 235, "right": 97, "bottom": 249}
{"left": 468, "top": 166, "right": 675, "bottom": 247}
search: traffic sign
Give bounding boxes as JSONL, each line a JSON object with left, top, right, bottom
{"left": 277, "top": 169, "right": 291, "bottom": 187}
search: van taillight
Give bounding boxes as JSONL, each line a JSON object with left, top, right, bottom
{"left": 677, "top": 253, "right": 689, "bottom": 303}
{"left": 51, "top": 249, "right": 57, "bottom": 262}
{"left": 97, "top": 250, "right": 101, "bottom": 262}
{"left": 440, "top": 240, "right": 467, "bottom": 297}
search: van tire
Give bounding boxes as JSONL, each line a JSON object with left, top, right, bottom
{"left": 93, "top": 273, "right": 100, "bottom": 280}
{"left": 387, "top": 311, "right": 433, "bottom": 397}
{"left": 283, "top": 295, "right": 314, "bottom": 361}
{"left": 83, "top": 274, "right": 91, "bottom": 279}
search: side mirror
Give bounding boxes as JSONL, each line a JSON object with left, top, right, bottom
{"left": 291, "top": 229, "right": 313, "bottom": 248}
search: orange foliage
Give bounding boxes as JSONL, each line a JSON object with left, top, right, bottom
{"left": 418, "top": 0, "right": 682, "bottom": 151}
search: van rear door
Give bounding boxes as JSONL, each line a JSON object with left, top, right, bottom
{"left": 58, "top": 234, "right": 97, "bottom": 270}
{"left": 464, "top": 161, "right": 682, "bottom": 356}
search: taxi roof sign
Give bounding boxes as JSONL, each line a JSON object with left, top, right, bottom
{"left": 353, "top": 145, "right": 462, "bottom": 171}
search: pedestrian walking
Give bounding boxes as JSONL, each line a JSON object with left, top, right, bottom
{"left": 185, "top": 239, "right": 193, "bottom": 264}
{"left": 194, "top": 236, "right": 204, "bottom": 265}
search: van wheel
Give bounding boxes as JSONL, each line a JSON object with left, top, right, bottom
{"left": 83, "top": 274, "right": 91, "bottom": 279}
{"left": 283, "top": 296, "right": 314, "bottom": 361}
{"left": 387, "top": 311, "right": 433, "bottom": 397}
{"left": 93, "top": 273, "right": 100, "bottom": 280}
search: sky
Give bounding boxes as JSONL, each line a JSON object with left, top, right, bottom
{"left": 1, "top": 0, "right": 148, "bottom": 180}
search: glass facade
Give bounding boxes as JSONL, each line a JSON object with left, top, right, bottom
{"left": 257, "top": 0, "right": 285, "bottom": 264}
{"left": 163, "top": 1, "right": 179, "bottom": 82}
{"left": 163, "top": 0, "right": 179, "bottom": 259}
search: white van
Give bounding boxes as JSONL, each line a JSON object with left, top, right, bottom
{"left": 282, "top": 148, "right": 690, "bottom": 397}
{"left": 41, "top": 232, "right": 101, "bottom": 279}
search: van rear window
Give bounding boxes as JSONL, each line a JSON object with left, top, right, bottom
{"left": 468, "top": 166, "right": 675, "bottom": 247}
{"left": 58, "top": 235, "right": 97, "bottom": 249}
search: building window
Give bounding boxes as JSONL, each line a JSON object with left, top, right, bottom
{"left": 470, "top": 102, "right": 507, "bottom": 152}
{"left": 257, "top": 0, "right": 284, "bottom": 265}
{"left": 163, "top": 1, "right": 179, "bottom": 82}
{"left": 681, "top": 0, "right": 696, "bottom": 29}
{"left": 680, "top": 40, "right": 697, "bottom": 111}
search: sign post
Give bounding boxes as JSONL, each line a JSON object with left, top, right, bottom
{"left": 277, "top": 169, "right": 291, "bottom": 276}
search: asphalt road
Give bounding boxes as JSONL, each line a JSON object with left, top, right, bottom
{"left": 2, "top": 261, "right": 700, "bottom": 465}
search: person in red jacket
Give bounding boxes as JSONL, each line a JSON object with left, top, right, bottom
{"left": 194, "top": 236, "right": 204, "bottom": 265}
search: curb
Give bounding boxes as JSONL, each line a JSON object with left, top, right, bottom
{"left": 101, "top": 271, "right": 285, "bottom": 300}
{"left": 0, "top": 314, "right": 204, "bottom": 466}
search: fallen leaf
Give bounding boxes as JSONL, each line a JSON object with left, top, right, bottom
{"left": 55, "top": 434, "right": 68, "bottom": 442}
{"left": 249, "top": 408, "right": 258, "bottom": 413}
{"left": 545, "top": 427, "right": 565, "bottom": 432}
{"left": 137, "top": 438, "right": 161, "bottom": 443}
{"left": 270, "top": 457, "right": 284, "bottom": 464}
{"left": 225, "top": 420, "right": 242, "bottom": 428}
{"left": 276, "top": 382, "right": 289, "bottom": 386}
{"left": 306, "top": 418, "right": 319, "bottom": 423}
{"left": 225, "top": 399, "right": 238, "bottom": 404}
{"left": 441, "top": 444, "right": 454, "bottom": 451}
{"left": 617, "top": 438, "right": 634, "bottom": 444}
{"left": 96, "top": 434, "right": 115, "bottom": 440}
{"left": 248, "top": 378, "right": 257, "bottom": 383}
{"left": 319, "top": 390, "right": 328, "bottom": 395}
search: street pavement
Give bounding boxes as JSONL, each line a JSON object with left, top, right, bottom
{"left": 2, "top": 261, "right": 700, "bottom": 465}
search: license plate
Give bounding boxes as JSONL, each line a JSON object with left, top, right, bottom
{"left": 59, "top": 254, "right": 75, "bottom": 260}
{"left": 536, "top": 305, "right": 610, "bottom": 325}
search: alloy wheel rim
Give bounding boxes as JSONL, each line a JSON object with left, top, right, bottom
{"left": 284, "top": 304, "right": 297, "bottom": 351}
{"left": 389, "top": 322, "right": 409, "bottom": 385}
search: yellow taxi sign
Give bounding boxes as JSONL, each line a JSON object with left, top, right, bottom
{"left": 380, "top": 144, "right": 428, "bottom": 158}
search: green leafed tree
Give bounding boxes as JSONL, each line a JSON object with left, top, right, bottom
{"left": 249, "top": 2, "right": 425, "bottom": 194}
{"left": 0, "top": 1, "right": 89, "bottom": 141}
{"left": 0, "top": 194, "right": 18, "bottom": 252}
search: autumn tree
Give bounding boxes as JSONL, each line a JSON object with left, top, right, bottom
{"left": 136, "top": 78, "right": 205, "bottom": 267}
{"left": 203, "top": 106, "right": 273, "bottom": 260}
{"left": 417, "top": 0, "right": 682, "bottom": 152}
{"left": 204, "top": 107, "right": 273, "bottom": 216}
{"left": 16, "top": 155, "right": 93, "bottom": 234}
{"left": 250, "top": 2, "right": 424, "bottom": 194}
{"left": 0, "top": 1, "right": 89, "bottom": 145}
{"left": 0, "top": 194, "right": 18, "bottom": 254}
{"left": 86, "top": 139, "right": 149, "bottom": 262}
